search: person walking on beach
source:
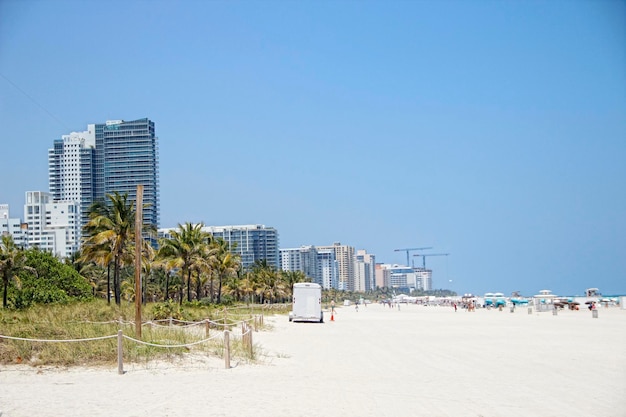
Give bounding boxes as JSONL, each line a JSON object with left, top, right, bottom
{"left": 331, "top": 299, "right": 336, "bottom": 313}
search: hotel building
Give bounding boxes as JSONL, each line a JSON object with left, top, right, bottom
{"left": 49, "top": 118, "right": 159, "bottom": 237}
{"left": 23, "top": 191, "right": 80, "bottom": 259}
{"left": 159, "top": 224, "right": 279, "bottom": 270}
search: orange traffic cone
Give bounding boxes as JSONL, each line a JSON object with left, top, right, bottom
{"left": 331, "top": 311, "right": 335, "bottom": 321}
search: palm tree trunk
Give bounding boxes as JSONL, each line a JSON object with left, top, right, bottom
{"left": 179, "top": 274, "right": 183, "bottom": 305}
{"left": 114, "top": 256, "right": 121, "bottom": 305}
{"left": 186, "top": 271, "right": 190, "bottom": 302}
{"left": 217, "top": 273, "right": 223, "bottom": 304}
{"left": 107, "top": 263, "right": 111, "bottom": 305}
{"left": 196, "top": 274, "right": 202, "bottom": 300}
{"left": 165, "top": 271, "right": 170, "bottom": 301}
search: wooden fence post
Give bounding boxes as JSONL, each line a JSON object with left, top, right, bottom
{"left": 117, "top": 330, "right": 124, "bottom": 375}
{"left": 205, "top": 319, "right": 210, "bottom": 337}
{"left": 224, "top": 330, "right": 231, "bottom": 369}
{"left": 248, "top": 325, "right": 253, "bottom": 356}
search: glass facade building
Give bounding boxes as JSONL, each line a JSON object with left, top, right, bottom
{"left": 205, "top": 225, "right": 279, "bottom": 270}
{"left": 95, "top": 119, "right": 159, "bottom": 230}
{"left": 49, "top": 118, "right": 159, "bottom": 237}
{"left": 280, "top": 246, "right": 323, "bottom": 285}
{"left": 159, "top": 224, "right": 280, "bottom": 270}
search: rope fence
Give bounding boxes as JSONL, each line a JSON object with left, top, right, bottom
{"left": 0, "top": 313, "right": 265, "bottom": 374}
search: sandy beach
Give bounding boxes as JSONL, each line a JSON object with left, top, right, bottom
{"left": 1, "top": 303, "right": 625, "bottom": 417}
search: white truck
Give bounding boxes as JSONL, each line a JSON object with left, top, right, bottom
{"left": 289, "top": 282, "right": 324, "bottom": 323}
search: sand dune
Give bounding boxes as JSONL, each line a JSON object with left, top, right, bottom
{"left": 1, "top": 303, "right": 625, "bottom": 417}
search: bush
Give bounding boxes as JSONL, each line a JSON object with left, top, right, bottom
{"left": 150, "top": 300, "right": 189, "bottom": 321}
{"left": 6, "top": 249, "right": 93, "bottom": 309}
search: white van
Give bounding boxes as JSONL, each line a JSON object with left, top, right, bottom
{"left": 289, "top": 282, "right": 324, "bottom": 323}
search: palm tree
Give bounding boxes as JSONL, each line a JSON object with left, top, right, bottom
{"left": 77, "top": 262, "right": 108, "bottom": 297}
{"left": 80, "top": 242, "right": 114, "bottom": 303}
{"left": 281, "top": 270, "right": 309, "bottom": 299}
{"left": 149, "top": 265, "right": 169, "bottom": 302}
{"left": 210, "top": 238, "right": 240, "bottom": 304}
{"left": 120, "top": 275, "right": 137, "bottom": 302}
{"left": 0, "top": 235, "right": 37, "bottom": 308}
{"left": 82, "top": 192, "right": 136, "bottom": 305}
{"left": 157, "top": 222, "right": 211, "bottom": 304}
{"left": 135, "top": 238, "right": 156, "bottom": 305}
{"left": 239, "top": 271, "right": 255, "bottom": 304}
{"left": 249, "top": 259, "right": 287, "bottom": 304}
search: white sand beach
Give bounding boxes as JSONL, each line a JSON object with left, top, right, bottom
{"left": 1, "top": 304, "right": 625, "bottom": 417}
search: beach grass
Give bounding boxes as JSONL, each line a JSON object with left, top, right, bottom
{"left": 0, "top": 300, "right": 287, "bottom": 366}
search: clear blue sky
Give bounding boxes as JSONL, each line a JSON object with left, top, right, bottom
{"left": 1, "top": 0, "right": 624, "bottom": 296}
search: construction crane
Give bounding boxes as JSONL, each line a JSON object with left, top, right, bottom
{"left": 413, "top": 253, "right": 449, "bottom": 269}
{"left": 394, "top": 247, "right": 433, "bottom": 266}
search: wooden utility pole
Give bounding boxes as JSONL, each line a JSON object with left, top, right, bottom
{"left": 134, "top": 185, "right": 143, "bottom": 339}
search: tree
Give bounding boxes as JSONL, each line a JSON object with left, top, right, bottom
{"left": 249, "top": 259, "right": 286, "bottom": 304}
{"left": 11, "top": 248, "right": 92, "bottom": 308}
{"left": 210, "top": 238, "right": 240, "bottom": 304}
{"left": 281, "top": 270, "right": 309, "bottom": 299}
{"left": 157, "top": 222, "right": 211, "bottom": 304}
{"left": 238, "top": 271, "right": 255, "bottom": 304}
{"left": 135, "top": 238, "right": 156, "bottom": 304}
{"left": 80, "top": 242, "right": 113, "bottom": 303}
{"left": 82, "top": 192, "right": 137, "bottom": 305}
{"left": 77, "top": 262, "right": 108, "bottom": 297}
{"left": 0, "top": 235, "right": 36, "bottom": 308}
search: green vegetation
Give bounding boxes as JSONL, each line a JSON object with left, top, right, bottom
{"left": 0, "top": 191, "right": 456, "bottom": 367}
{"left": 1, "top": 241, "right": 93, "bottom": 309}
{"left": 0, "top": 299, "right": 286, "bottom": 366}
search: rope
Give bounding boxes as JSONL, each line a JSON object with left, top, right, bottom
{"left": 143, "top": 320, "right": 205, "bottom": 329}
{"left": 0, "top": 314, "right": 261, "bottom": 346}
{"left": 0, "top": 334, "right": 117, "bottom": 343}
{"left": 122, "top": 334, "right": 222, "bottom": 348}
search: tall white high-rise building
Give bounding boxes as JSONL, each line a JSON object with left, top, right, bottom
{"left": 355, "top": 249, "right": 376, "bottom": 292}
{"left": 23, "top": 191, "right": 80, "bottom": 258}
{"left": 316, "top": 242, "right": 355, "bottom": 291}
{"left": 316, "top": 248, "right": 338, "bottom": 290}
{"left": 279, "top": 245, "right": 341, "bottom": 289}
{"left": 49, "top": 118, "right": 159, "bottom": 238}
{"left": 280, "top": 246, "right": 319, "bottom": 283}
{"left": 48, "top": 127, "right": 96, "bottom": 210}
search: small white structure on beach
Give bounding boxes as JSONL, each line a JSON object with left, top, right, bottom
{"left": 533, "top": 290, "right": 558, "bottom": 311}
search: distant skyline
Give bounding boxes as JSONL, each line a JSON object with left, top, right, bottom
{"left": 1, "top": 0, "right": 624, "bottom": 296}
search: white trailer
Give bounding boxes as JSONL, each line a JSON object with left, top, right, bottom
{"left": 289, "top": 283, "right": 324, "bottom": 323}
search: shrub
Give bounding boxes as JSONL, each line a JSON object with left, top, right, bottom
{"left": 150, "top": 300, "right": 189, "bottom": 321}
{"left": 6, "top": 249, "right": 93, "bottom": 309}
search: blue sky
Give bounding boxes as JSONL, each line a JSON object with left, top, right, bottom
{"left": 1, "top": 0, "right": 624, "bottom": 296}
